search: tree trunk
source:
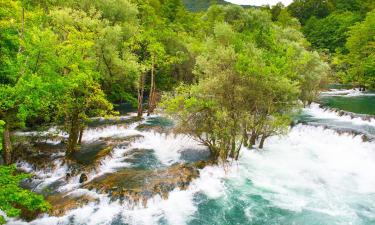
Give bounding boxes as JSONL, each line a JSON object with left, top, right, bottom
{"left": 2, "top": 121, "right": 12, "bottom": 165}
{"left": 67, "top": 114, "right": 80, "bottom": 156}
{"left": 78, "top": 126, "right": 84, "bottom": 145}
{"left": 147, "top": 58, "right": 156, "bottom": 116}
{"left": 250, "top": 130, "right": 257, "bottom": 146}
{"left": 243, "top": 129, "right": 248, "bottom": 147}
{"left": 259, "top": 135, "right": 267, "bottom": 149}
{"left": 229, "top": 138, "right": 236, "bottom": 158}
{"left": 137, "top": 73, "right": 145, "bottom": 118}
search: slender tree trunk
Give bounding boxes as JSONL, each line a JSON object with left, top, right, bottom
{"left": 243, "top": 128, "right": 248, "bottom": 147}
{"left": 67, "top": 113, "right": 80, "bottom": 156}
{"left": 229, "top": 137, "right": 236, "bottom": 158}
{"left": 250, "top": 130, "right": 257, "bottom": 146}
{"left": 2, "top": 121, "right": 12, "bottom": 165}
{"left": 147, "top": 59, "right": 156, "bottom": 116}
{"left": 78, "top": 126, "right": 84, "bottom": 145}
{"left": 137, "top": 73, "right": 145, "bottom": 118}
{"left": 259, "top": 135, "right": 267, "bottom": 149}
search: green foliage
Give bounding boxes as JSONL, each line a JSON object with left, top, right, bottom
{"left": 0, "top": 165, "right": 50, "bottom": 222}
{"left": 182, "top": 0, "right": 230, "bottom": 12}
{"left": 303, "top": 11, "right": 360, "bottom": 52}
{"left": 285, "top": 0, "right": 374, "bottom": 88}
{"left": 340, "top": 9, "right": 375, "bottom": 88}
{"left": 288, "top": 0, "right": 334, "bottom": 25}
{"left": 161, "top": 7, "right": 328, "bottom": 162}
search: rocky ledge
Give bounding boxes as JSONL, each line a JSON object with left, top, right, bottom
{"left": 84, "top": 163, "right": 199, "bottom": 206}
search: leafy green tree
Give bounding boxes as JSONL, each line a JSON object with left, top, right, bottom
{"left": 270, "top": 2, "right": 285, "bottom": 21}
{"left": 161, "top": 6, "right": 328, "bottom": 163}
{"left": 47, "top": 7, "right": 116, "bottom": 153}
{"left": 57, "top": 73, "right": 113, "bottom": 155}
{"left": 341, "top": 9, "right": 375, "bottom": 88}
{"left": 303, "top": 11, "right": 360, "bottom": 52}
{"left": 288, "top": 0, "right": 335, "bottom": 25}
{"left": 0, "top": 1, "right": 57, "bottom": 164}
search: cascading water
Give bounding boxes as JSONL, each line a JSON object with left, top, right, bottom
{"left": 6, "top": 89, "right": 375, "bottom": 225}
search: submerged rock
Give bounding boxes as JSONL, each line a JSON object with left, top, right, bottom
{"left": 84, "top": 163, "right": 199, "bottom": 206}
{"left": 14, "top": 141, "right": 65, "bottom": 170}
{"left": 87, "top": 116, "right": 141, "bottom": 128}
{"left": 79, "top": 173, "right": 88, "bottom": 183}
{"left": 47, "top": 193, "right": 98, "bottom": 217}
{"left": 70, "top": 141, "right": 112, "bottom": 166}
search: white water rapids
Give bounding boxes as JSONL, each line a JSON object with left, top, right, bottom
{"left": 6, "top": 90, "right": 375, "bottom": 225}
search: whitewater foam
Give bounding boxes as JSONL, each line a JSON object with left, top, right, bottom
{"left": 304, "top": 103, "right": 375, "bottom": 127}
{"left": 321, "top": 89, "right": 375, "bottom": 97}
{"left": 10, "top": 115, "right": 375, "bottom": 225}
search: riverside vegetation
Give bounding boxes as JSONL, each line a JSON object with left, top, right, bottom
{"left": 0, "top": 0, "right": 374, "bottom": 224}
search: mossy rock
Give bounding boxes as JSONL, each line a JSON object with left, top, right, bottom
{"left": 84, "top": 163, "right": 199, "bottom": 206}
{"left": 47, "top": 192, "right": 98, "bottom": 217}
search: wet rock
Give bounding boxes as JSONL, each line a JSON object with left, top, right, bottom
{"left": 18, "top": 204, "right": 43, "bottom": 222}
{"left": 47, "top": 193, "right": 97, "bottom": 217}
{"left": 70, "top": 141, "right": 110, "bottom": 165}
{"left": 13, "top": 141, "right": 65, "bottom": 170}
{"left": 79, "top": 174, "right": 88, "bottom": 183}
{"left": 362, "top": 135, "right": 370, "bottom": 142}
{"left": 135, "top": 124, "right": 166, "bottom": 133}
{"left": 84, "top": 163, "right": 199, "bottom": 206}
{"left": 88, "top": 116, "right": 141, "bottom": 128}
{"left": 193, "top": 160, "right": 214, "bottom": 169}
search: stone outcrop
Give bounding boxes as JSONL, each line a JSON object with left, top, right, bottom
{"left": 47, "top": 193, "right": 98, "bottom": 217}
{"left": 84, "top": 163, "right": 199, "bottom": 206}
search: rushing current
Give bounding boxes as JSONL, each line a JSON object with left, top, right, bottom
{"left": 6, "top": 88, "right": 375, "bottom": 225}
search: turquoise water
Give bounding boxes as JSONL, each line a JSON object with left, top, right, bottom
{"left": 186, "top": 125, "right": 375, "bottom": 225}
{"left": 319, "top": 95, "right": 375, "bottom": 115}
{"left": 9, "top": 91, "right": 375, "bottom": 225}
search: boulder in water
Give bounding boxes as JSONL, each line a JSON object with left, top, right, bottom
{"left": 79, "top": 173, "right": 88, "bottom": 183}
{"left": 47, "top": 193, "right": 97, "bottom": 217}
{"left": 84, "top": 163, "right": 199, "bottom": 206}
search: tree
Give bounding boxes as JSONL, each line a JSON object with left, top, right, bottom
{"left": 303, "top": 11, "right": 360, "bottom": 52}
{"left": 341, "top": 9, "right": 375, "bottom": 88}
{"left": 161, "top": 6, "right": 328, "bottom": 163}
{"left": 57, "top": 73, "right": 113, "bottom": 155}
{"left": 47, "top": 7, "right": 116, "bottom": 154}
{"left": 0, "top": 1, "right": 57, "bottom": 164}
{"left": 270, "top": 2, "right": 285, "bottom": 21}
{"left": 288, "top": 0, "right": 334, "bottom": 25}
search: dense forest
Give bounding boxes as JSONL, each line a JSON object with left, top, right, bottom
{"left": 0, "top": 0, "right": 374, "bottom": 223}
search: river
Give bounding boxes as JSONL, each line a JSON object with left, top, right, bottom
{"left": 6, "top": 88, "right": 375, "bottom": 225}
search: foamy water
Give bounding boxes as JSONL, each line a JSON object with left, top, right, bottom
{"left": 9, "top": 102, "right": 375, "bottom": 225}
{"left": 321, "top": 89, "right": 375, "bottom": 97}
{"left": 304, "top": 103, "right": 375, "bottom": 126}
